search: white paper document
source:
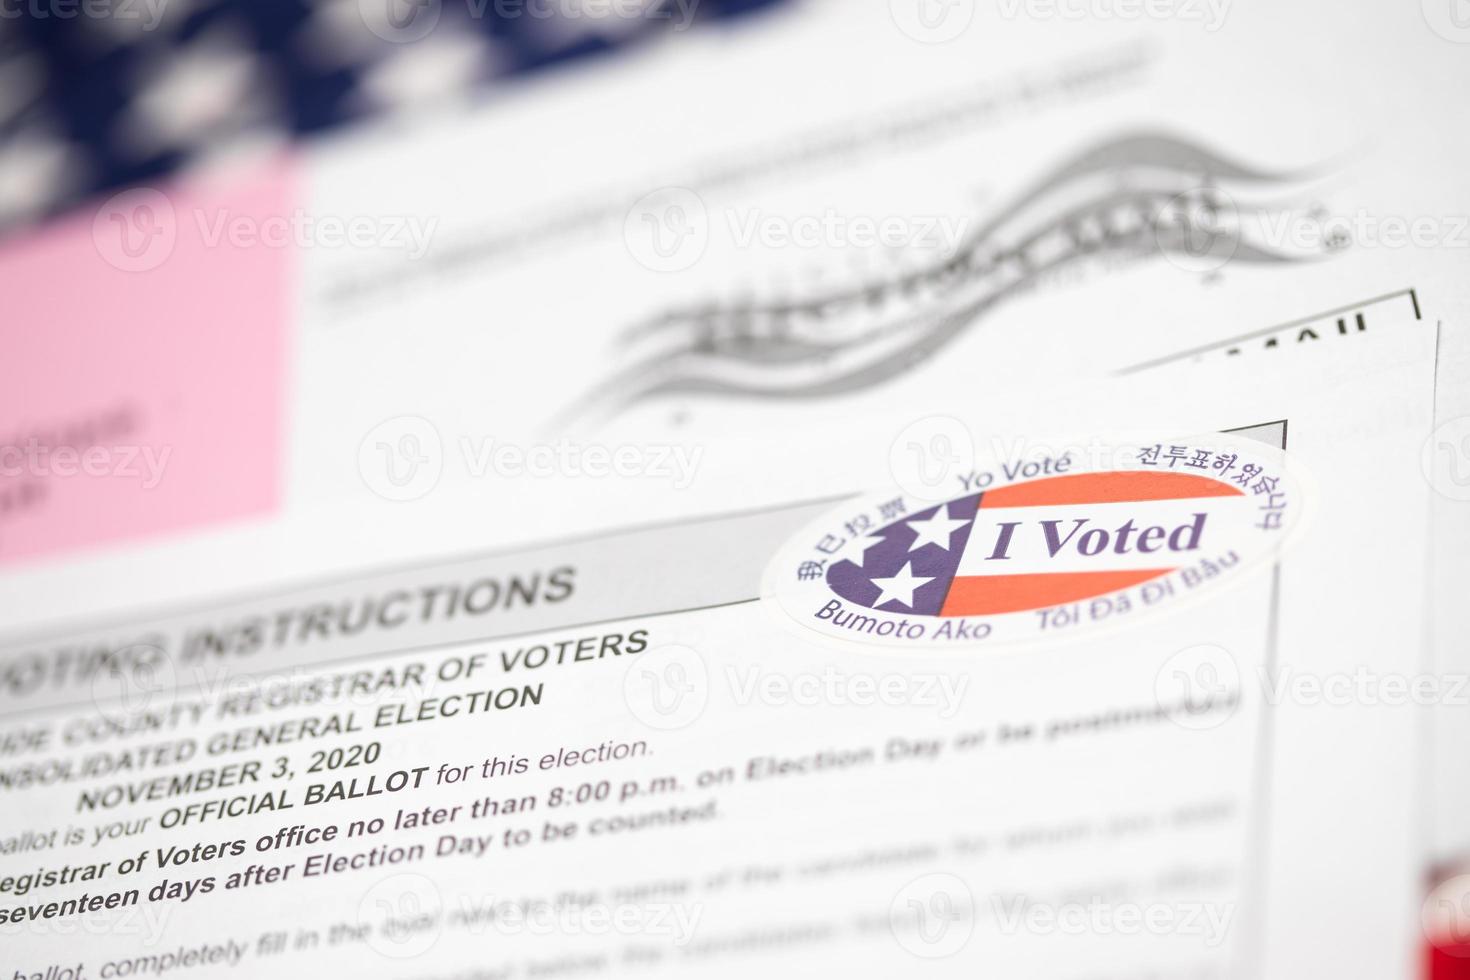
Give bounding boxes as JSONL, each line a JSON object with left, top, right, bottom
{"left": 0, "top": 323, "right": 1440, "bottom": 979}
{"left": 3, "top": 1, "right": 1467, "bottom": 977}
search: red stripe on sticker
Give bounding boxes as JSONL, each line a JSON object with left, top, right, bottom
{"left": 980, "top": 471, "right": 1242, "bottom": 509}
{"left": 1427, "top": 940, "right": 1470, "bottom": 979}
{"left": 940, "top": 569, "right": 1174, "bottom": 616}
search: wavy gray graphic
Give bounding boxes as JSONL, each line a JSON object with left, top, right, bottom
{"left": 570, "top": 132, "right": 1328, "bottom": 420}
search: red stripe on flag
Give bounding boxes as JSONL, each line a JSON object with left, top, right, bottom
{"left": 1427, "top": 940, "right": 1470, "bottom": 979}
{"left": 940, "top": 569, "right": 1174, "bottom": 616}
{"left": 980, "top": 471, "right": 1242, "bottom": 509}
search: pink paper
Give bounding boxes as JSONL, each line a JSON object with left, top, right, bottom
{"left": 0, "top": 161, "right": 293, "bottom": 565}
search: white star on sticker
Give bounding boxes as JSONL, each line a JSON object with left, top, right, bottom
{"left": 906, "top": 510, "right": 968, "bottom": 552}
{"left": 870, "top": 562, "right": 934, "bottom": 610}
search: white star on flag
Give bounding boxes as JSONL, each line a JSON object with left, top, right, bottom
{"left": 870, "top": 562, "right": 934, "bottom": 609}
{"left": 905, "top": 511, "right": 968, "bottom": 552}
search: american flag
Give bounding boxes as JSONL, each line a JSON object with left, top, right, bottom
{"left": 0, "top": 0, "right": 786, "bottom": 234}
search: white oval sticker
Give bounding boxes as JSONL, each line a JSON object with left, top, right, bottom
{"left": 764, "top": 434, "right": 1303, "bottom": 648}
